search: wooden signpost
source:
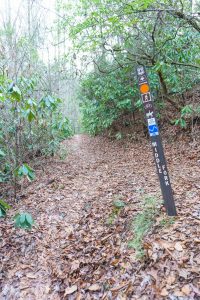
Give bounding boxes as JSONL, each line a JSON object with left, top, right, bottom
{"left": 136, "top": 66, "right": 177, "bottom": 216}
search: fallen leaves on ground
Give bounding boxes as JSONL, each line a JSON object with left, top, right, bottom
{"left": 0, "top": 134, "right": 200, "bottom": 299}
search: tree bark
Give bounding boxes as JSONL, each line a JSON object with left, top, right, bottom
{"left": 157, "top": 70, "right": 180, "bottom": 110}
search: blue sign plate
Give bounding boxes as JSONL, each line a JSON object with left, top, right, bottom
{"left": 148, "top": 124, "right": 159, "bottom": 136}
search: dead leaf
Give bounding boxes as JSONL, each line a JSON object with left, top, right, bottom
{"left": 167, "top": 275, "right": 176, "bottom": 285}
{"left": 88, "top": 284, "right": 101, "bottom": 292}
{"left": 174, "top": 290, "right": 184, "bottom": 297}
{"left": 179, "top": 269, "right": 190, "bottom": 279}
{"left": 111, "top": 282, "right": 130, "bottom": 292}
{"left": 76, "top": 292, "right": 83, "bottom": 300}
{"left": 175, "top": 242, "right": 183, "bottom": 251}
{"left": 181, "top": 284, "right": 191, "bottom": 296}
{"left": 26, "top": 273, "right": 37, "bottom": 279}
{"left": 111, "top": 259, "right": 120, "bottom": 266}
{"left": 160, "top": 288, "right": 168, "bottom": 296}
{"left": 71, "top": 260, "right": 80, "bottom": 271}
{"left": 64, "top": 285, "right": 78, "bottom": 296}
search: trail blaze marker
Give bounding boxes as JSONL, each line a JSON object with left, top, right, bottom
{"left": 136, "top": 66, "right": 177, "bottom": 216}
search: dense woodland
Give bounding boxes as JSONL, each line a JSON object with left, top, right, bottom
{"left": 0, "top": 0, "right": 200, "bottom": 299}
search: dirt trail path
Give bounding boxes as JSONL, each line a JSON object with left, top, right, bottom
{"left": 1, "top": 135, "right": 200, "bottom": 299}
{"left": 1, "top": 135, "right": 111, "bottom": 299}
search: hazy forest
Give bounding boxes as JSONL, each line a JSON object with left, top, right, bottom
{"left": 0, "top": 0, "right": 200, "bottom": 299}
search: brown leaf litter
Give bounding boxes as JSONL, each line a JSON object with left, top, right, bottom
{"left": 0, "top": 134, "right": 200, "bottom": 299}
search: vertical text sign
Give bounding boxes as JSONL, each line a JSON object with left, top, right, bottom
{"left": 136, "top": 66, "right": 177, "bottom": 216}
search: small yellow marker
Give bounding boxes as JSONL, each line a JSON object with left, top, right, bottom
{"left": 140, "top": 83, "right": 149, "bottom": 94}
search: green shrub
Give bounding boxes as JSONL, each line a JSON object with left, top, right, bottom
{"left": 0, "top": 75, "right": 72, "bottom": 192}
{"left": 79, "top": 63, "right": 139, "bottom": 135}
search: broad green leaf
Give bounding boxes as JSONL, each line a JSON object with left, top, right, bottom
{"left": 0, "top": 207, "right": 6, "bottom": 218}
{"left": 8, "top": 83, "right": 21, "bottom": 101}
{"left": 27, "top": 110, "right": 36, "bottom": 122}
{"left": 20, "top": 214, "right": 26, "bottom": 223}
{"left": 14, "top": 213, "right": 34, "bottom": 229}
{"left": 0, "top": 199, "right": 11, "bottom": 210}
{"left": 0, "top": 199, "right": 11, "bottom": 218}
{"left": 25, "top": 213, "right": 34, "bottom": 225}
{"left": 15, "top": 164, "right": 35, "bottom": 181}
{"left": 0, "top": 149, "right": 6, "bottom": 157}
{"left": 13, "top": 213, "right": 20, "bottom": 220}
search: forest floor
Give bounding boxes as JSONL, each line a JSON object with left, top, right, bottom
{"left": 1, "top": 134, "right": 200, "bottom": 300}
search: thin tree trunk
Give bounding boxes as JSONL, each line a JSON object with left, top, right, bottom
{"left": 157, "top": 70, "right": 180, "bottom": 110}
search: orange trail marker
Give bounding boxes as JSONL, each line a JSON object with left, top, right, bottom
{"left": 140, "top": 83, "right": 149, "bottom": 94}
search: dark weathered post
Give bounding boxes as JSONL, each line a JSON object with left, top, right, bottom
{"left": 136, "top": 66, "right": 177, "bottom": 216}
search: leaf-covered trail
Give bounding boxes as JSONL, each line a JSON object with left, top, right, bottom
{"left": 1, "top": 135, "right": 200, "bottom": 299}
{"left": 1, "top": 134, "right": 113, "bottom": 299}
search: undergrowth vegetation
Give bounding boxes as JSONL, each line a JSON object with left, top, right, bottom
{"left": 0, "top": 75, "right": 72, "bottom": 197}
{"left": 129, "top": 196, "right": 159, "bottom": 259}
{"left": 0, "top": 198, "right": 35, "bottom": 230}
{"left": 129, "top": 196, "right": 177, "bottom": 259}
